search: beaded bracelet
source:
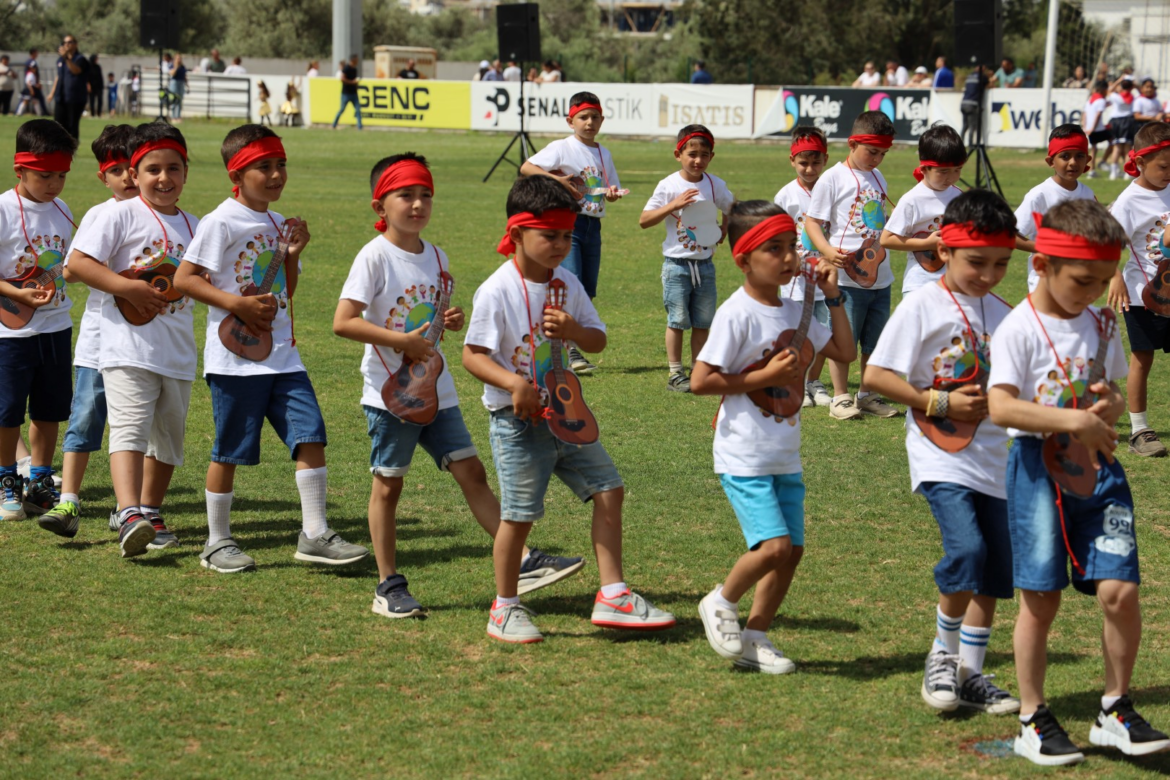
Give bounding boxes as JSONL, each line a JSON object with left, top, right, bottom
{"left": 937, "top": 390, "right": 950, "bottom": 418}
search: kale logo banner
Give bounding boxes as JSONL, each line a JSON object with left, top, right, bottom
{"left": 755, "top": 87, "right": 930, "bottom": 142}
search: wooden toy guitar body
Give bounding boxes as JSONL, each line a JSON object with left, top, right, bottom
{"left": 543, "top": 278, "right": 600, "bottom": 445}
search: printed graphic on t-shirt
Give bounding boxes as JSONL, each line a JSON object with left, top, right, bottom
{"left": 1138, "top": 216, "right": 1170, "bottom": 265}
{"left": 512, "top": 330, "right": 552, "bottom": 404}
{"left": 567, "top": 166, "right": 606, "bottom": 215}
{"left": 851, "top": 188, "right": 886, "bottom": 237}
{"left": 1034, "top": 356, "right": 1093, "bottom": 408}
{"left": 14, "top": 233, "right": 67, "bottom": 306}
{"left": 797, "top": 214, "right": 824, "bottom": 259}
{"left": 130, "top": 239, "right": 189, "bottom": 315}
{"left": 233, "top": 231, "right": 289, "bottom": 311}
{"left": 931, "top": 330, "right": 990, "bottom": 384}
{"left": 386, "top": 282, "right": 440, "bottom": 351}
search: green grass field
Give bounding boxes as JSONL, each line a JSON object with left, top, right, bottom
{"left": 1, "top": 117, "right": 1169, "bottom": 779}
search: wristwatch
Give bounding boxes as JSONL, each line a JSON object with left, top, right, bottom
{"left": 823, "top": 294, "right": 843, "bottom": 308}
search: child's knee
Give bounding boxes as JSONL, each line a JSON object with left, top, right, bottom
{"left": 593, "top": 486, "right": 624, "bottom": 508}
{"left": 371, "top": 474, "right": 403, "bottom": 502}
{"left": 1130, "top": 349, "right": 1155, "bottom": 369}
{"left": 449, "top": 455, "right": 487, "bottom": 486}
{"left": 758, "top": 535, "right": 793, "bottom": 566}
{"left": 1097, "top": 580, "right": 1139, "bottom": 618}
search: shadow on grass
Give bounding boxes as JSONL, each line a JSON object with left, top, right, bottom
{"left": 774, "top": 614, "right": 861, "bottom": 633}
{"left": 1049, "top": 684, "right": 1170, "bottom": 713}
{"left": 798, "top": 650, "right": 1084, "bottom": 681}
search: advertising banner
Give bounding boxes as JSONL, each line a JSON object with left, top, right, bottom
{"left": 984, "top": 88, "right": 1086, "bottom": 148}
{"left": 754, "top": 87, "right": 931, "bottom": 143}
{"left": 309, "top": 78, "right": 470, "bottom": 129}
{"left": 651, "top": 84, "right": 756, "bottom": 139}
{"left": 470, "top": 82, "right": 654, "bottom": 135}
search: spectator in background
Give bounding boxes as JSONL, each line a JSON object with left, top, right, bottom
{"left": 503, "top": 60, "right": 521, "bottom": 81}
{"left": 991, "top": 57, "right": 1023, "bottom": 88}
{"left": 332, "top": 54, "right": 362, "bottom": 130}
{"left": 884, "top": 59, "right": 909, "bottom": 86}
{"left": 168, "top": 53, "right": 187, "bottom": 120}
{"left": 397, "top": 58, "right": 421, "bottom": 79}
{"left": 106, "top": 72, "right": 117, "bottom": 116}
{"left": 538, "top": 60, "right": 561, "bottom": 82}
{"left": 1022, "top": 61, "right": 1038, "bottom": 88}
{"left": 908, "top": 66, "right": 931, "bottom": 87}
{"left": 485, "top": 60, "right": 503, "bottom": 81}
{"left": 853, "top": 61, "right": 881, "bottom": 87}
{"left": 932, "top": 56, "right": 954, "bottom": 89}
{"left": 690, "top": 60, "right": 713, "bottom": 84}
{"left": 199, "top": 49, "right": 227, "bottom": 74}
{"left": 23, "top": 49, "right": 48, "bottom": 116}
{"left": 473, "top": 60, "right": 491, "bottom": 81}
{"left": 960, "top": 64, "right": 991, "bottom": 145}
{"left": 16, "top": 63, "right": 42, "bottom": 116}
{"left": 1064, "top": 65, "right": 1090, "bottom": 89}
{"left": 0, "top": 56, "right": 15, "bottom": 115}
{"left": 526, "top": 67, "right": 539, "bottom": 82}
{"left": 87, "top": 53, "right": 103, "bottom": 118}
{"left": 48, "top": 33, "right": 89, "bottom": 140}
{"left": 223, "top": 57, "right": 246, "bottom": 75}
{"left": 306, "top": 61, "right": 320, "bottom": 79}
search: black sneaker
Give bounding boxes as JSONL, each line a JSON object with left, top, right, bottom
{"left": 568, "top": 347, "right": 597, "bottom": 374}
{"left": 22, "top": 474, "right": 58, "bottom": 516}
{"left": 516, "top": 548, "right": 586, "bottom": 595}
{"left": 958, "top": 672, "right": 1020, "bottom": 714}
{"left": 1089, "top": 695, "right": 1170, "bottom": 756}
{"left": 371, "top": 573, "right": 424, "bottom": 619}
{"left": 666, "top": 372, "right": 691, "bottom": 393}
{"left": 118, "top": 513, "right": 156, "bottom": 558}
{"left": 1014, "top": 706, "right": 1085, "bottom": 766}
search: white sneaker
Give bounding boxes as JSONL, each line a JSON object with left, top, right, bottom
{"left": 735, "top": 635, "right": 795, "bottom": 674}
{"left": 1110, "top": 164, "right": 1121, "bottom": 180}
{"left": 856, "top": 393, "right": 900, "bottom": 418}
{"left": 1086, "top": 169, "right": 1099, "bottom": 179}
{"left": 829, "top": 394, "right": 863, "bottom": 420}
{"left": 801, "top": 388, "right": 814, "bottom": 408}
{"left": 807, "top": 380, "right": 832, "bottom": 407}
{"left": 921, "top": 650, "right": 960, "bottom": 711}
{"left": 698, "top": 590, "right": 743, "bottom": 660}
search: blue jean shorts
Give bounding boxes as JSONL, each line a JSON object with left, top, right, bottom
{"left": 841, "top": 285, "right": 890, "bottom": 356}
{"left": 62, "top": 366, "right": 107, "bottom": 453}
{"left": 719, "top": 473, "right": 806, "bottom": 549}
{"left": 662, "top": 257, "right": 717, "bottom": 330}
{"left": 488, "top": 407, "right": 623, "bottom": 522}
{"left": 0, "top": 328, "right": 72, "bottom": 428}
{"left": 812, "top": 300, "right": 830, "bottom": 327}
{"left": 920, "top": 482, "right": 1013, "bottom": 600}
{"left": 207, "top": 371, "right": 327, "bottom": 465}
{"left": 1006, "top": 437, "right": 1140, "bottom": 595}
{"left": 562, "top": 214, "right": 603, "bottom": 299}
{"left": 366, "top": 404, "right": 477, "bottom": 478}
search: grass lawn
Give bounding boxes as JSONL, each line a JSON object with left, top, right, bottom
{"left": 1, "top": 116, "right": 1169, "bottom": 779}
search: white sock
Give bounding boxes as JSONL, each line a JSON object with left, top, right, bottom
{"left": 958, "top": 624, "right": 991, "bottom": 681}
{"left": 296, "top": 466, "right": 329, "bottom": 539}
{"left": 520, "top": 552, "right": 531, "bottom": 567}
{"left": 1130, "top": 411, "right": 1150, "bottom": 434}
{"left": 832, "top": 393, "right": 851, "bottom": 403}
{"left": 857, "top": 390, "right": 871, "bottom": 399}
{"left": 1102, "top": 694, "right": 1122, "bottom": 711}
{"left": 668, "top": 361, "right": 683, "bottom": 375}
{"left": 600, "top": 581, "right": 628, "bottom": 599}
{"left": 118, "top": 506, "right": 141, "bottom": 523}
{"left": 141, "top": 505, "right": 160, "bottom": 516}
{"left": 61, "top": 492, "right": 80, "bottom": 508}
{"left": 711, "top": 584, "right": 737, "bottom": 612}
{"left": 741, "top": 628, "right": 767, "bottom": 643}
{"left": 495, "top": 595, "right": 519, "bottom": 608}
{"left": 1020, "top": 711, "right": 1035, "bottom": 724}
{"left": 206, "top": 490, "right": 233, "bottom": 545}
{"left": 934, "top": 607, "right": 963, "bottom": 654}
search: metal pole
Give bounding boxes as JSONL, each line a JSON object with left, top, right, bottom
{"left": 1040, "top": 0, "right": 1060, "bottom": 140}
{"left": 333, "top": 0, "right": 363, "bottom": 82}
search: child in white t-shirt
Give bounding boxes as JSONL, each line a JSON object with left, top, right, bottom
{"left": 639, "top": 124, "right": 733, "bottom": 392}
{"left": 1132, "top": 80, "right": 1163, "bottom": 136}
{"left": 1014, "top": 124, "right": 1097, "bottom": 291}
{"left": 868, "top": 190, "right": 1020, "bottom": 716}
{"left": 804, "top": 110, "right": 899, "bottom": 420}
{"left": 1105, "top": 77, "right": 1137, "bottom": 179}
{"left": 989, "top": 199, "right": 1169, "bottom": 766}
{"left": 691, "top": 201, "right": 854, "bottom": 673}
{"left": 774, "top": 125, "right": 832, "bottom": 408}
{"left": 1083, "top": 81, "right": 1110, "bottom": 178}
{"left": 880, "top": 123, "right": 966, "bottom": 295}
{"left": 1105, "top": 121, "right": 1170, "bottom": 458}
{"left": 67, "top": 122, "right": 200, "bottom": 559}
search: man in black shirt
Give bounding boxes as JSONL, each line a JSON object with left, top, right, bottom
{"left": 332, "top": 55, "right": 363, "bottom": 130}
{"left": 397, "top": 59, "right": 421, "bottom": 79}
{"left": 47, "top": 34, "right": 88, "bottom": 140}
{"left": 960, "top": 64, "right": 990, "bottom": 146}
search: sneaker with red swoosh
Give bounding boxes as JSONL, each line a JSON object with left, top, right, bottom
{"left": 590, "top": 589, "right": 676, "bottom": 630}
{"left": 487, "top": 601, "right": 543, "bottom": 643}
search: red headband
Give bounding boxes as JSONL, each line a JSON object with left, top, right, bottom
{"left": 568, "top": 102, "right": 603, "bottom": 119}
{"left": 496, "top": 209, "right": 578, "bottom": 256}
{"left": 849, "top": 134, "right": 893, "bottom": 150}
{"left": 1032, "top": 213, "right": 1122, "bottom": 261}
{"left": 938, "top": 222, "right": 1016, "bottom": 249}
{"left": 1124, "top": 139, "right": 1170, "bottom": 176}
{"left": 1047, "top": 134, "right": 1089, "bottom": 159}
{"left": 14, "top": 151, "right": 73, "bottom": 172}
{"left": 98, "top": 153, "right": 129, "bottom": 175}
{"left": 372, "top": 160, "right": 435, "bottom": 232}
{"left": 790, "top": 136, "right": 827, "bottom": 157}
{"left": 676, "top": 131, "right": 714, "bottom": 153}
{"left": 912, "top": 159, "right": 958, "bottom": 182}
{"left": 732, "top": 214, "right": 797, "bottom": 257}
{"left": 130, "top": 139, "right": 188, "bottom": 170}
{"left": 227, "top": 137, "right": 286, "bottom": 197}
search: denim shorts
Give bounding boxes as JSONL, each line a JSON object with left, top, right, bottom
{"left": 662, "top": 257, "right": 717, "bottom": 330}
{"left": 1006, "top": 437, "right": 1140, "bottom": 595}
{"left": 366, "top": 404, "right": 476, "bottom": 478}
{"left": 841, "top": 286, "right": 891, "bottom": 356}
{"left": 488, "top": 407, "right": 623, "bottom": 522}
{"left": 0, "top": 328, "right": 72, "bottom": 427}
{"left": 812, "top": 300, "right": 830, "bottom": 327}
{"left": 62, "top": 366, "right": 107, "bottom": 453}
{"left": 719, "top": 473, "right": 806, "bottom": 549}
{"left": 920, "top": 482, "right": 1013, "bottom": 600}
{"left": 562, "top": 214, "right": 603, "bottom": 299}
{"left": 1123, "top": 305, "right": 1170, "bottom": 354}
{"left": 207, "top": 371, "right": 327, "bottom": 465}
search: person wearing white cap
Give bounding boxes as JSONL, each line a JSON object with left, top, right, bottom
{"left": 473, "top": 60, "right": 490, "bottom": 81}
{"left": 909, "top": 66, "right": 932, "bottom": 88}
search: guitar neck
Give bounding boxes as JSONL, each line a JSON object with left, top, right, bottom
{"left": 35, "top": 264, "right": 64, "bottom": 287}
{"left": 788, "top": 272, "right": 817, "bottom": 352}
{"left": 254, "top": 231, "right": 292, "bottom": 296}
{"left": 1079, "top": 324, "right": 1113, "bottom": 406}
{"left": 424, "top": 287, "right": 451, "bottom": 346}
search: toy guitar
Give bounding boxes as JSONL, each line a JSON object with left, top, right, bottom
{"left": 115, "top": 259, "right": 183, "bottom": 325}
{"left": 542, "top": 278, "right": 600, "bottom": 445}
{"left": 911, "top": 230, "right": 944, "bottom": 273}
{"left": 911, "top": 368, "right": 987, "bottom": 454}
{"left": 584, "top": 187, "right": 630, "bottom": 197}
{"left": 380, "top": 270, "right": 454, "bottom": 426}
{"left": 0, "top": 263, "right": 63, "bottom": 330}
{"left": 844, "top": 237, "right": 887, "bottom": 288}
{"left": 1041, "top": 308, "right": 1116, "bottom": 498}
{"left": 218, "top": 219, "right": 298, "bottom": 361}
{"left": 745, "top": 259, "right": 819, "bottom": 419}
{"left": 1140, "top": 255, "right": 1170, "bottom": 316}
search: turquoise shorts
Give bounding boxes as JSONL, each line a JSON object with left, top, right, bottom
{"left": 719, "top": 473, "right": 806, "bottom": 549}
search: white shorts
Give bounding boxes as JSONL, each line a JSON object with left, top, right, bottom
{"left": 101, "top": 366, "right": 192, "bottom": 466}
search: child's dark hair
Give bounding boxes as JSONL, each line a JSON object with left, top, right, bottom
{"left": 91, "top": 124, "right": 136, "bottom": 165}
{"left": 1049, "top": 123, "right": 1087, "bottom": 144}
{"left": 15, "top": 119, "right": 78, "bottom": 156}
{"left": 676, "top": 124, "right": 714, "bottom": 150}
{"left": 727, "top": 200, "right": 785, "bottom": 247}
{"left": 506, "top": 175, "right": 581, "bottom": 218}
{"left": 851, "top": 110, "right": 895, "bottom": 138}
{"left": 569, "top": 92, "right": 600, "bottom": 110}
{"left": 131, "top": 121, "right": 187, "bottom": 168}
{"left": 369, "top": 152, "right": 429, "bottom": 195}
{"left": 221, "top": 124, "right": 280, "bottom": 167}
{"left": 790, "top": 125, "right": 827, "bottom": 158}
{"left": 918, "top": 123, "right": 967, "bottom": 166}
{"left": 1093, "top": 79, "right": 1109, "bottom": 94}
{"left": 1134, "top": 120, "right": 1170, "bottom": 153}
{"left": 940, "top": 189, "right": 1016, "bottom": 237}
{"left": 1042, "top": 200, "right": 1126, "bottom": 266}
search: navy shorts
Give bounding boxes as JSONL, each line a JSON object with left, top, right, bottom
{"left": 1123, "top": 305, "right": 1170, "bottom": 354}
{"left": 0, "top": 328, "right": 73, "bottom": 428}
{"left": 920, "top": 482, "right": 1013, "bottom": 600}
{"left": 207, "top": 371, "right": 327, "bottom": 465}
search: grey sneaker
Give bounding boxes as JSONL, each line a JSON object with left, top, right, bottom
{"left": 808, "top": 380, "right": 832, "bottom": 407}
{"left": 1129, "top": 429, "right": 1168, "bottom": 457}
{"left": 698, "top": 589, "right": 743, "bottom": 660}
{"left": 200, "top": 537, "right": 257, "bottom": 573}
{"left": 145, "top": 513, "right": 179, "bottom": 550}
{"left": 568, "top": 347, "right": 597, "bottom": 374}
{"left": 295, "top": 531, "right": 369, "bottom": 565}
{"left": 856, "top": 393, "right": 900, "bottom": 418}
{"left": 1, "top": 474, "right": 27, "bottom": 521}
{"left": 801, "top": 387, "right": 815, "bottom": 408}
{"left": 667, "top": 371, "right": 691, "bottom": 393}
{"left": 109, "top": 508, "right": 122, "bottom": 532}
{"left": 118, "top": 513, "right": 155, "bottom": 558}
{"left": 921, "top": 650, "right": 960, "bottom": 711}
{"left": 487, "top": 601, "right": 543, "bottom": 643}
{"left": 516, "top": 549, "right": 586, "bottom": 595}
{"left": 372, "top": 573, "right": 424, "bottom": 618}
{"left": 735, "top": 636, "right": 796, "bottom": 674}
{"left": 591, "top": 589, "right": 676, "bottom": 630}
{"left": 38, "top": 499, "right": 80, "bottom": 538}
{"left": 958, "top": 671, "right": 1021, "bottom": 714}
{"left": 829, "top": 395, "right": 864, "bottom": 420}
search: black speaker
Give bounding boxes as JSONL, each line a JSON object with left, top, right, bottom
{"left": 498, "top": 3, "right": 541, "bottom": 64}
{"left": 140, "top": 0, "right": 180, "bottom": 50}
{"left": 954, "top": 0, "right": 1002, "bottom": 68}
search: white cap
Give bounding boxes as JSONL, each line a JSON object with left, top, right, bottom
{"left": 479, "top": 60, "right": 491, "bottom": 68}
{"left": 915, "top": 66, "right": 928, "bottom": 74}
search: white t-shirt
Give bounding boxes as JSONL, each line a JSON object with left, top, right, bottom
{"left": 70, "top": 198, "right": 117, "bottom": 366}
{"left": 887, "top": 66, "right": 909, "bottom": 86}
{"left": 184, "top": 198, "right": 306, "bottom": 377}
{"left": 1108, "top": 92, "right": 1134, "bottom": 118}
{"left": 1110, "top": 180, "right": 1170, "bottom": 303}
{"left": 855, "top": 71, "right": 881, "bottom": 87}
{"left": 1084, "top": 95, "right": 1107, "bottom": 133}
{"left": 465, "top": 261, "right": 605, "bottom": 411}
{"left": 503, "top": 66, "right": 521, "bottom": 82}
{"left": 1134, "top": 96, "right": 1161, "bottom": 119}
{"left": 1014, "top": 178, "right": 1096, "bottom": 290}
{"left": 0, "top": 189, "right": 74, "bottom": 338}
{"left": 988, "top": 303, "right": 1127, "bottom": 439}
{"left": 643, "top": 171, "right": 734, "bottom": 259}
{"left": 223, "top": 64, "right": 247, "bottom": 76}
{"left": 868, "top": 281, "right": 1012, "bottom": 497}
{"left": 698, "top": 287, "right": 831, "bottom": 476}
{"left": 68, "top": 198, "right": 200, "bottom": 380}
{"left": 527, "top": 136, "right": 620, "bottom": 219}
{"left": 339, "top": 236, "right": 459, "bottom": 414}
{"left": 885, "top": 180, "right": 962, "bottom": 294}
{"left": 806, "top": 162, "right": 893, "bottom": 290}
{"left": 774, "top": 178, "right": 824, "bottom": 303}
